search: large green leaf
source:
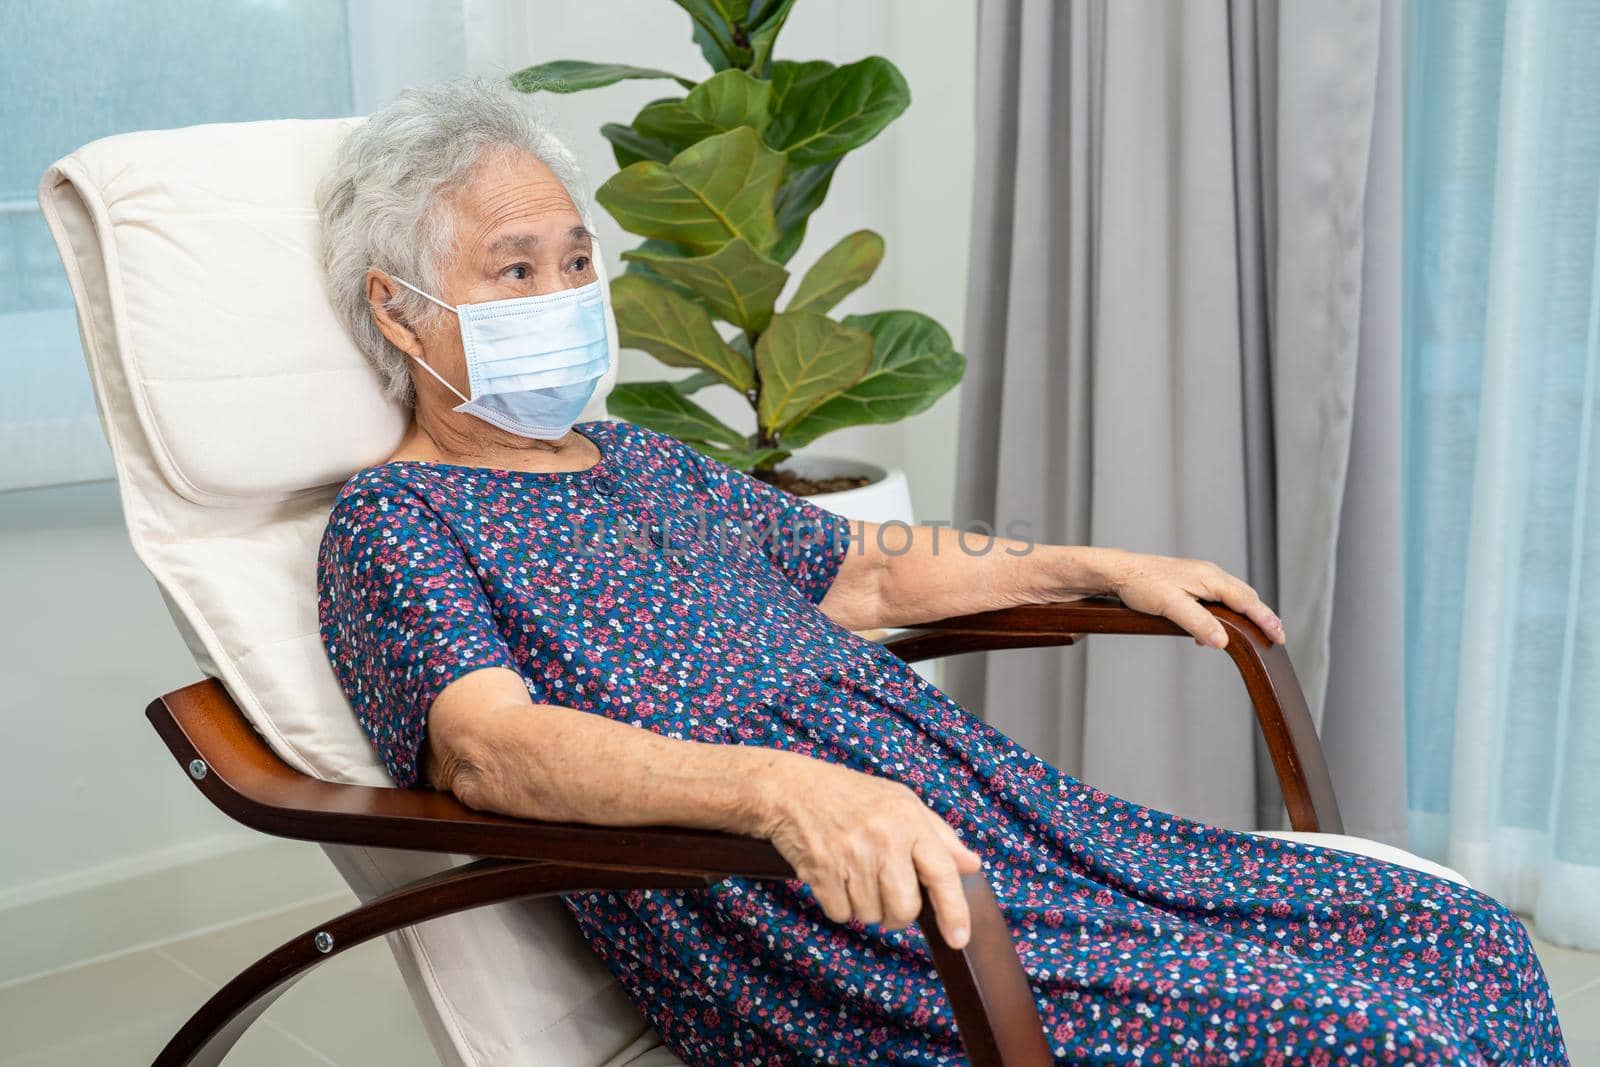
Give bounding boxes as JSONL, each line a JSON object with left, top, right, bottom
{"left": 746, "top": 0, "right": 797, "bottom": 73}
{"left": 691, "top": 22, "right": 747, "bottom": 72}
{"left": 633, "top": 70, "right": 774, "bottom": 148}
{"left": 765, "top": 56, "right": 910, "bottom": 167}
{"left": 612, "top": 273, "right": 755, "bottom": 391}
{"left": 769, "top": 161, "right": 838, "bottom": 266}
{"left": 601, "top": 123, "right": 678, "bottom": 168}
{"left": 508, "top": 61, "right": 694, "bottom": 93}
{"left": 754, "top": 311, "right": 873, "bottom": 433}
{"left": 787, "top": 230, "right": 883, "bottom": 314}
{"left": 607, "top": 382, "right": 746, "bottom": 448}
{"left": 756, "top": 62, "right": 843, "bottom": 264}
{"left": 767, "top": 59, "right": 834, "bottom": 114}
{"left": 678, "top": 0, "right": 753, "bottom": 70}
{"left": 746, "top": 0, "right": 787, "bottom": 21}
{"left": 780, "top": 310, "right": 965, "bottom": 447}
{"left": 623, "top": 238, "right": 789, "bottom": 332}
{"left": 672, "top": 369, "right": 724, "bottom": 395}
{"left": 703, "top": 0, "right": 751, "bottom": 20}
{"left": 620, "top": 242, "right": 705, "bottom": 307}
{"left": 597, "top": 127, "right": 786, "bottom": 255}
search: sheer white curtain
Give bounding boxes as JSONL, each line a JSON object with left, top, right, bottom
{"left": 1404, "top": 0, "right": 1600, "bottom": 949}
{"left": 2, "top": 0, "right": 363, "bottom": 492}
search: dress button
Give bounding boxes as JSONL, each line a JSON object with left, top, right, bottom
{"left": 648, "top": 529, "right": 664, "bottom": 548}
{"left": 592, "top": 475, "right": 614, "bottom": 496}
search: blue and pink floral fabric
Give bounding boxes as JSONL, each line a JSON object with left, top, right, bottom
{"left": 318, "top": 419, "right": 1565, "bottom": 1064}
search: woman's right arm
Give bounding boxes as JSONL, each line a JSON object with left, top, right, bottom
{"left": 425, "top": 665, "right": 981, "bottom": 949}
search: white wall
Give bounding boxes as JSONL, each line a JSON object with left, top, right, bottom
{"left": 0, "top": 0, "right": 977, "bottom": 974}
{"left": 0, "top": 482, "right": 244, "bottom": 891}
{"left": 0, "top": 482, "right": 353, "bottom": 984}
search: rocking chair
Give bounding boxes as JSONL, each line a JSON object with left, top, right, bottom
{"left": 38, "top": 116, "right": 1461, "bottom": 1067}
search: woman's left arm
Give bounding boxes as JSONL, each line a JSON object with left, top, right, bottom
{"left": 818, "top": 524, "right": 1288, "bottom": 650}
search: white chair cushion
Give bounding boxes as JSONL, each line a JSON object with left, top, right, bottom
{"left": 1252, "top": 831, "right": 1470, "bottom": 885}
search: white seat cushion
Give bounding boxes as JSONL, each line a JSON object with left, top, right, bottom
{"left": 1251, "top": 831, "right": 1470, "bottom": 885}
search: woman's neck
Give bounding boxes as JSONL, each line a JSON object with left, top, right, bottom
{"left": 387, "top": 407, "right": 599, "bottom": 474}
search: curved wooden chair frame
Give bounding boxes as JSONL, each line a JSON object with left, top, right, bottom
{"left": 145, "top": 596, "right": 1340, "bottom": 1066}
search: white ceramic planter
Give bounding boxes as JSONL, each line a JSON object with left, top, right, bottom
{"left": 788, "top": 455, "right": 915, "bottom": 526}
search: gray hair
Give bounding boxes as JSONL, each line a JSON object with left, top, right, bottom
{"left": 316, "top": 76, "right": 590, "bottom": 402}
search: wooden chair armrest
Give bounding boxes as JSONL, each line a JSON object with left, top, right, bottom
{"left": 148, "top": 679, "right": 1054, "bottom": 1066}
{"left": 149, "top": 679, "right": 792, "bottom": 878}
{"left": 882, "top": 596, "right": 1343, "bottom": 835}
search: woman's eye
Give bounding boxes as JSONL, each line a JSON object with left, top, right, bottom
{"left": 505, "top": 264, "right": 531, "bottom": 280}
{"left": 570, "top": 255, "right": 591, "bottom": 273}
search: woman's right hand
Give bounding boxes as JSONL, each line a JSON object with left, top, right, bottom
{"left": 757, "top": 754, "right": 982, "bottom": 949}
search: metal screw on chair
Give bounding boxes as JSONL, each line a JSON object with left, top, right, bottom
{"left": 313, "top": 930, "right": 335, "bottom": 954}
{"left": 187, "top": 758, "right": 208, "bottom": 780}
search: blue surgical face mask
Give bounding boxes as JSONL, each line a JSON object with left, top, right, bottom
{"left": 389, "top": 274, "right": 610, "bottom": 440}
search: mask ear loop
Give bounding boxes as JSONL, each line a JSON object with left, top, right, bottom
{"left": 408, "top": 350, "right": 473, "bottom": 406}
{"left": 384, "top": 272, "right": 473, "bottom": 406}
{"left": 388, "top": 273, "right": 458, "bottom": 314}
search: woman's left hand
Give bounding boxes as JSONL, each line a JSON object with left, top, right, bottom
{"left": 1094, "top": 549, "right": 1286, "bottom": 649}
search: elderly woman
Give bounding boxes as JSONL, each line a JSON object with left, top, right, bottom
{"left": 315, "top": 80, "right": 1563, "bottom": 1065}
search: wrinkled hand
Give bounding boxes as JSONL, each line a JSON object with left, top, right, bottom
{"left": 1100, "top": 550, "right": 1286, "bottom": 649}
{"left": 760, "top": 756, "right": 981, "bottom": 949}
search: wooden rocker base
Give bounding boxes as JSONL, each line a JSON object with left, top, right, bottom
{"left": 145, "top": 597, "right": 1338, "bottom": 1066}
{"left": 151, "top": 854, "right": 1048, "bottom": 1067}
{"left": 155, "top": 858, "right": 714, "bottom": 1066}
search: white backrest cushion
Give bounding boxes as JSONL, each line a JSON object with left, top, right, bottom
{"left": 75, "top": 118, "right": 403, "bottom": 505}
{"left": 37, "top": 116, "right": 658, "bottom": 1067}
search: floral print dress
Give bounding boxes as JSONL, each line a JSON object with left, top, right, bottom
{"left": 317, "top": 419, "right": 1566, "bottom": 1065}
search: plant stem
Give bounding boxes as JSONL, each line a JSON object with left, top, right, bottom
{"left": 746, "top": 327, "right": 772, "bottom": 458}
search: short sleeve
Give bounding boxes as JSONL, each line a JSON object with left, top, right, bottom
{"left": 317, "top": 478, "right": 517, "bottom": 788}
{"left": 644, "top": 428, "right": 852, "bottom": 604}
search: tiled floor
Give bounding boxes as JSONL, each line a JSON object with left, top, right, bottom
{"left": 1529, "top": 918, "right": 1600, "bottom": 1066}
{"left": 0, "top": 892, "right": 437, "bottom": 1066}
{"left": 1, "top": 898, "right": 1596, "bottom": 1065}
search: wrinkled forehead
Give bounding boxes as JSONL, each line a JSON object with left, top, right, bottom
{"left": 445, "top": 148, "right": 588, "bottom": 255}
{"left": 451, "top": 149, "right": 582, "bottom": 223}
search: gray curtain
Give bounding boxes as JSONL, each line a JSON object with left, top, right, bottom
{"left": 949, "top": 0, "right": 1406, "bottom": 841}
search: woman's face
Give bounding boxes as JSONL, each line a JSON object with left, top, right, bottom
{"left": 370, "top": 149, "right": 598, "bottom": 416}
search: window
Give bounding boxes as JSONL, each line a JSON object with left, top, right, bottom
{"left": 1, "top": 0, "right": 355, "bottom": 491}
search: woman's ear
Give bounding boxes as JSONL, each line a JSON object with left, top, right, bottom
{"left": 366, "top": 269, "right": 425, "bottom": 358}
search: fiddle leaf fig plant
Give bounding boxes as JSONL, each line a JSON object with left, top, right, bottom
{"left": 510, "top": 0, "right": 964, "bottom": 479}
